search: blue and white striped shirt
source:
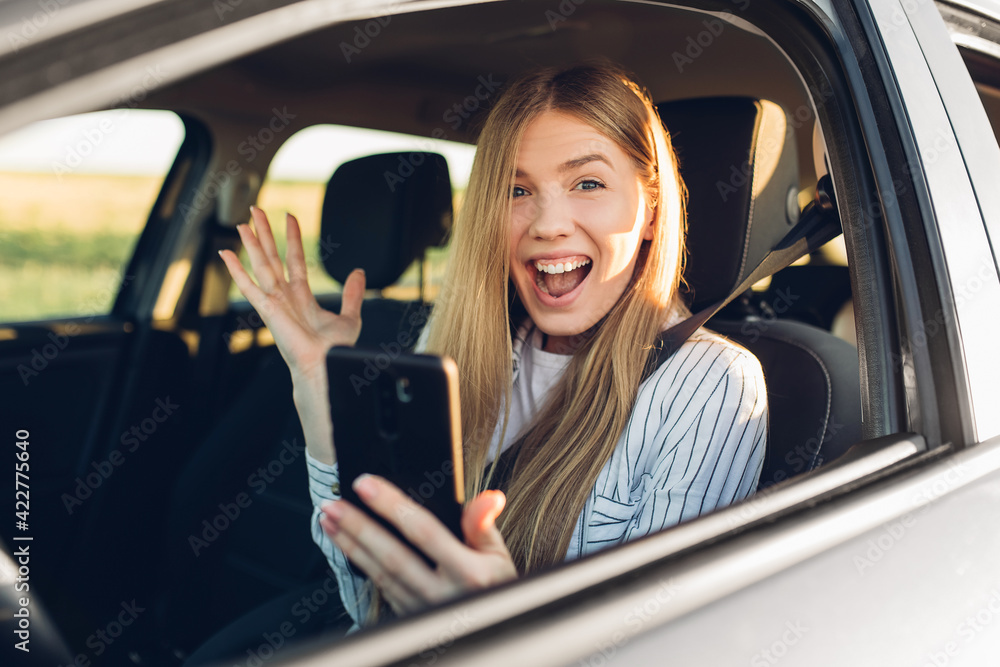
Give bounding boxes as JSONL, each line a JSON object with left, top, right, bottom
{"left": 306, "top": 318, "right": 767, "bottom": 627}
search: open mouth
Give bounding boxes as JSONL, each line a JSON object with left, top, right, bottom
{"left": 528, "top": 255, "right": 593, "bottom": 299}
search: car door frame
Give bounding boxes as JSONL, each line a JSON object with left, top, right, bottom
{"left": 2, "top": 0, "right": 997, "bottom": 663}
{"left": 269, "top": 0, "right": 1000, "bottom": 663}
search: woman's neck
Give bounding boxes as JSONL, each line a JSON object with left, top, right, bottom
{"left": 540, "top": 332, "right": 580, "bottom": 355}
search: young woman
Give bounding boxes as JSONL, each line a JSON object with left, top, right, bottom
{"left": 220, "top": 62, "right": 767, "bottom": 629}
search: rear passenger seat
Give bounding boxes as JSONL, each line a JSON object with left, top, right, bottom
{"left": 156, "top": 152, "right": 453, "bottom": 657}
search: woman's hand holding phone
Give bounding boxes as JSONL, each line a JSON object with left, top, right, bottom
{"left": 218, "top": 206, "right": 366, "bottom": 464}
{"left": 320, "top": 475, "right": 517, "bottom": 614}
{"left": 222, "top": 206, "right": 518, "bottom": 612}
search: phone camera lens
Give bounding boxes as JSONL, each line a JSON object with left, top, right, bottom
{"left": 395, "top": 377, "right": 413, "bottom": 403}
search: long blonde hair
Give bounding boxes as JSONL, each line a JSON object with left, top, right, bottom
{"left": 424, "top": 62, "right": 688, "bottom": 574}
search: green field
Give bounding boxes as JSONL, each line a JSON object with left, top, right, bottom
{"left": 0, "top": 172, "right": 451, "bottom": 322}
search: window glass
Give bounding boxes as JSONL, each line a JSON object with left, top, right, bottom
{"left": 0, "top": 110, "right": 185, "bottom": 322}
{"left": 935, "top": 2, "right": 1000, "bottom": 145}
{"left": 230, "top": 125, "right": 475, "bottom": 302}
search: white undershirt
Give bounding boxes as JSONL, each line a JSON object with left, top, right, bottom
{"left": 487, "top": 325, "right": 571, "bottom": 464}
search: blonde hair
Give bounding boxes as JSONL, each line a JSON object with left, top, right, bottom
{"left": 418, "top": 62, "right": 689, "bottom": 575}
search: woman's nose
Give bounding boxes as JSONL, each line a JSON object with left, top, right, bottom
{"left": 526, "top": 187, "right": 575, "bottom": 240}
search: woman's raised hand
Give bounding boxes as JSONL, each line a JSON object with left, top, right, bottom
{"left": 218, "top": 206, "right": 366, "bottom": 384}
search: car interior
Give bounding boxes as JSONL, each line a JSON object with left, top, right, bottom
{"left": 5, "top": 0, "right": 998, "bottom": 664}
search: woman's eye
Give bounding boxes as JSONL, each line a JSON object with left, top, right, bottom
{"left": 575, "top": 179, "right": 605, "bottom": 191}
{"left": 512, "top": 185, "right": 528, "bottom": 198}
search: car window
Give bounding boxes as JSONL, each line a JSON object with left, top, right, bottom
{"left": 0, "top": 109, "right": 184, "bottom": 323}
{"left": 936, "top": 0, "right": 1000, "bottom": 146}
{"left": 228, "top": 124, "right": 475, "bottom": 303}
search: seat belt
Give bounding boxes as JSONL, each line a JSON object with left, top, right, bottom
{"left": 642, "top": 175, "right": 840, "bottom": 379}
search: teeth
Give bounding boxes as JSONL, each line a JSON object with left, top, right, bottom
{"left": 533, "top": 258, "right": 591, "bottom": 274}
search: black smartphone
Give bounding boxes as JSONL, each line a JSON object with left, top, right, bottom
{"left": 326, "top": 346, "right": 465, "bottom": 563}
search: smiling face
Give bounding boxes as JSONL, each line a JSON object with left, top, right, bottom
{"left": 509, "top": 110, "right": 655, "bottom": 352}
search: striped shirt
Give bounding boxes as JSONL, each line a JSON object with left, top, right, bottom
{"left": 306, "top": 317, "right": 767, "bottom": 627}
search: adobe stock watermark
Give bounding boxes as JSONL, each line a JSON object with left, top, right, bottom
{"left": 920, "top": 587, "right": 1000, "bottom": 667}
{"left": 670, "top": 0, "right": 750, "bottom": 73}
{"left": 737, "top": 287, "right": 801, "bottom": 344}
{"left": 180, "top": 106, "right": 297, "bottom": 224}
{"left": 407, "top": 460, "right": 458, "bottom": 508}
{"left": 408, "top": 609, "right": 477, "bottom": 667}
{"left": 758, "top": 414, "right": 845, "bottom": 490}
{"left": 233, "top": 571, "right": 348, "bottom": 667}
{"left": 344, "top": 285, "right": 477, "bottom": 394}
{"left": 392, "top": 454, "right": 470, "bottom": 525}
{"left": 865, "top": 128, "right": 956, "bottom": 235}
{"left": 6, "top": 0, "right": 71, "bottom": 53}
{"left": 491, "top": 134, "right": 627, "bottom": 226}
{"left": 50, "top": 67, "right": 168, "bottom": 178}
{"left": 545, "top": 0, "right": 586, "bottom": 30}
{"left": 882, "top": 0, "right": 935, "bottom": 37}
{"left": 347, "top": 339, "right": 413, "bottom": 395}
{"left": 623, "top": 579, "right": 682, "bottom": 634}
{"left": 725, "top": 412, "right": 846, "bottom": 525}
{"left": 213, "top": 0, "right": 252, "bottom": 21}
{"left": 61, "top": 397, "right": 180, "bottom": 514}
{"left": 855, "top": 128, "right": 960, "bottom": 238}
{"left": 853, "top": 459, "right": 968, "bottom": 575}
{"left": 577, "top": 579, "right": 682, "bottom": 666}
{"left": 188, "top": 438, "right": 306, "bottom": 556}
{"left": 16, "top": 272, "right": 136, "bottom": 386}
{"left": 382, "top": 74, "right": 502, "bottom": 192}
{"left": 886, "top": 260, "right": 996, "bottom": 371}
{"left": 222, "top": 232, "right": 342, "bottom": 348}
{"left": 714, "top": 79, "right": 836, "bottom": 204}
{"left": 56, "top": 600, "right": 145, "bottom": 667}
{"left": 749, "top": 620, "right": 808, "bottom": 666}
{"left": 238, "top": 107, "right": 298, "bottom": 161}
{"left": 441, "top": 74, "right": 504, "bottom": 130}
{"left": 339, "top": 4, "right": 401, "bottom": 63}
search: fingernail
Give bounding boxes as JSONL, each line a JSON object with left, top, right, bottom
{"left": 249, "top": 204, "right": 257, "bottom": 214}
{"left": 353, "top": 474, "right": 376, "bottom": 499}
{"left": 217, "top": 250, "right": 224, "bottom": 257}
{"left": 321, "top": 514, "right": 339, "bottom": 536}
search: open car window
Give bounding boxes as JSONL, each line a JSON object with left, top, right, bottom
{"left": 0, "top": 110, "right": 184, "bottom": 323}
{"left": 227, "top": 124, "right": 474, "bottom": 303}
{"left": 937, "top": 0, "right": 1000, "bottom": 146}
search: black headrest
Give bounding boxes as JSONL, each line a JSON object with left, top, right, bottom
{"left": 658, "top": 97, "right": 800, "bottom": 311}
{"left": 321, "top": 152, "right": 452, "bottom": 289}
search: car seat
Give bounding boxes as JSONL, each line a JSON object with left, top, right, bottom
{"left": 155, "top": 152, "right": 452, "bottom": 657}
{"left": 657, "top": 97, "right": 862, "bottom": 489}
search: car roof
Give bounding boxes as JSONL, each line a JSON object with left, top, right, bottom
{"left": 0, "top": 0, "right": 823, "bottom": 189}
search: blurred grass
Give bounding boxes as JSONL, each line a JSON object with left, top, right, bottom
{"left": 0, "top": 263, "right": 128, "bottom": 322}
{"left": 0, "top": 172, "right": 158, "bottom": 322}
{"left": 1, "top": 172, "right": 453, "bottom": 322}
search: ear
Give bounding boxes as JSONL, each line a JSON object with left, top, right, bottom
{"left": 642, "top": 204, "right": 656, "bottom": 241}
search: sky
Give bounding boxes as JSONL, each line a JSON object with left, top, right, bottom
{"left": 0, "top": 109, "right": 476, "bottom": 185}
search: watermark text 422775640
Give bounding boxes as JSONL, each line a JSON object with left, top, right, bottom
{"left": 11, "top": 429, "right": 32, "bottom": 653}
